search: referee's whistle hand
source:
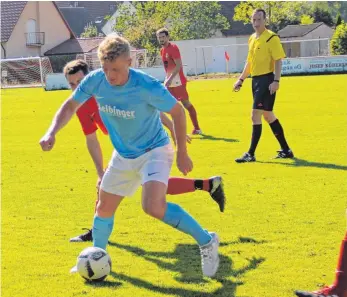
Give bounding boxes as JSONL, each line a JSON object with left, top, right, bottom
{"left": 269, "top": 81, "right": 279, "bottom": 95}
{"left": 233, "top": 80, "right": 243, "bottom": 92}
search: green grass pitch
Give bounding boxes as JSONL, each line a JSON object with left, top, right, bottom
{"left": 1, "top": 74, "right": 347, "bottom": 297}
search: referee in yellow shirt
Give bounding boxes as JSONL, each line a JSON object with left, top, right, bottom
{"left": 234, "top": 9, "right": 294, "bottom": 163}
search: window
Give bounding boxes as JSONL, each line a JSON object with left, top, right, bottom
{"left": 26, "top": 19, "right": 36, "bottom": 34}
{"left": 109, "top": 4, "right": 116, "bottom": 11}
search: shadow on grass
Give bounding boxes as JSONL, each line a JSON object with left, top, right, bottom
{"left": 194, "top": 133, "right": 239, "bottom": 143}
{"left": 108, "top": 236, "right": 266, "bottom": 297}
{"left": 84, "top": 279, "right": 123, "bottom": 289}
{"left": 257, "top": 157, "right": 347, "bottom": 171}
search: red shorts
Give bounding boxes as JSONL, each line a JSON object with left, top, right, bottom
{"left": 76, "top": 97, "right": 108, "bottom": 136}
{"left": 167, "top": 84, "right": 189, "bottom": 101}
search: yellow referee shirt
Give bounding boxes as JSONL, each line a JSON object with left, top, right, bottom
{"left": 247, "top": 29, "right": 286, "bottom": 77}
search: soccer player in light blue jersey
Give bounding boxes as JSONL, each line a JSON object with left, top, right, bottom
{"left": 39, "top": 34, "right": 220, "bottom": 277}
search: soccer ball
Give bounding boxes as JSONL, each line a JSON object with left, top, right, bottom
{"left": 76, "top": 247, "right": 112, "bottom": 282}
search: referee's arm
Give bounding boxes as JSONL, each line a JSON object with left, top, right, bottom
{"left": 274, "top": 59, "right": 282, "bottom": 81}
{"left": 240, "top": 62, "right": 251, "bottom": 81}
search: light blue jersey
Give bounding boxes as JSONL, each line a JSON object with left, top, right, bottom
{"left": 72, "top": 68, "right": 177, "bottom": 158}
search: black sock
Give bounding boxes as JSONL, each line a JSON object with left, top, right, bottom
{"left": 194, "top": 180, "right": 203, "bottom": 190}
{"left": 269, "top": 119, "right": 290, "bottom": 151}
{"left": 248, "top": 124, "right": 262, "bottom": 156}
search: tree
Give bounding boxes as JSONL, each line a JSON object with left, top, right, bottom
{"left": 301, "top": 15, "right": 314, "bottom": 25}
{"left": 113, "top": 2, "right": 229, "bottom": 63}
{"left": 330, "top": 22, "right": 347, "bottom": 55}
{"left": 80, "top": 24, "right": 98, "bottom": 38}
{"left": 233, "top": 1, "right": 336, "bottom": 31}
{"left": 233, "top": 1, "right": 309, "bottom": 31}
{"left": 336, "top": 13, "right": 342, "bottom": 27}
{"left": 311, "top": 6, "right": 334, "bottom": 26}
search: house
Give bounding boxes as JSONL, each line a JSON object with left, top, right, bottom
{"left": 102, "top": 1, "right": 135, "bottom": 35}
{"left": 58, "top": 7, "right": 96, "bottom": 37}
{"left": 44, "top": 37, "right": 104, "bottom": 55}
{"left": 55, "top": 1, "right": 119, "bottom": 36}
{"left": 218, "top": 1, "right": 254, "bottom": 37}
{"left": 1, "top": 1, "right": 75, "bottom": 59}
{"left": 278, "top": 22, "right": 334, "bottom": 57}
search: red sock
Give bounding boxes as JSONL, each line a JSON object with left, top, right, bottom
{"left": 334, "top": 231, "right": 347, "bottom": 288}
{"left": 167, "top": 177, "right": 210, "bottom": 195}
{"left": 187, "top": 105, "right": 200, "bottom": 130}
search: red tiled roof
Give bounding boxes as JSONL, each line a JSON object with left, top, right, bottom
{"left": 1, "top": 1, "right": 75, "bottom": 43}
{"left": 1, "top": 1, "right": 27, "bottom": 42}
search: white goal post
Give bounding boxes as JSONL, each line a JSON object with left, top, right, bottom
{"left": 1, "top": 56, "right": 53, "bottom": 89}
{"left": 194, "top": 38, "right": 331, "bottom": 75}
{"left": 76, "top": 49, "right": 148, "bottom": 71}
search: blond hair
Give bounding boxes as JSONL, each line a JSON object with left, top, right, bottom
{"left": 97, "top": 34, "right": 130, "bottom": 62}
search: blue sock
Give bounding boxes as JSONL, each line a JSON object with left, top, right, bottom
{"left": 92, "top": 215, "right": 114, "bottom": 250}
{"left": 162, "top": 202, "right": 212, "bottom": 246}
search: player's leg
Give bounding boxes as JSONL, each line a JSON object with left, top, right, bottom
{"left": 70, "top": 129, "right": 101, "bottom": 242}
{"left": 92, "top": 151, "right": 140, "bottom": 250}
{"left": 263, "top": 111, "right": 293, "bottom": 159}
{"left": 169, "top": 84, "right": 201, "bottom": 134}
{"left": 181, "top": 98, "right": 202, "bottom": 135}
{"left": 167, "top": 176, "right": 226, "bottom": 212}
{"left": 236, "top": 76, "right": 266, "bottom": 163}
{"left": 262, "top": 76, "right": 293, "bottom": 159}
{"left": 140, "top": 145, "right": 219, "bottom": 277}
{"left": 69, "top": 190, "right": 98, "bottom": 242}
{"left": 93, "top": 189, "right": 123, "bottom": 250}
{"left": 235, "top": 109, "right": 262, "bottom": 163}
{"left": 295, "top": 230, "right": 347, "bottom": 297}
{"left": 142, "top": 181, "right": 220, "bottom": 277}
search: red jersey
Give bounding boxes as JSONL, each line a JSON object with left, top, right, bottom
{"left": 160, "top": 43, "right": 187, "bottom": 86}
{"left": 76, "top": 97, "right": 108, "bottom": 136}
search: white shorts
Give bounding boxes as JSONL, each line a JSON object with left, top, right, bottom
{"left": 100, "top": 144, "right": 175, "bottom": 197}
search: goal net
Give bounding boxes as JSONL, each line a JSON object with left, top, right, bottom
{"left": 76, "top": 49, "right": 148, "bottom": 71}
{"left": 1, "top": 57, "right": 53, "bottom": 88}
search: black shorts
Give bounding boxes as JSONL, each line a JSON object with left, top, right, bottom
{"left": 252, "top": 72, "right": 276, "bottom": 111}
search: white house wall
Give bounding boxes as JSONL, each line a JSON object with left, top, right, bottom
{"left": 173, "top": 36, "right": 249, "bottom": 75}
{"left": 4, "top": 1, "right": 71, "bottom": 59}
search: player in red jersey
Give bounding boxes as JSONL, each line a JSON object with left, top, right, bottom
{"left": 63, "top": 60, "right": 226, "bottom": 242}
{"left": 157, "top": 28, "right": 202, "bottom": 135}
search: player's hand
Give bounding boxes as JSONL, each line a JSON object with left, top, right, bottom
{"left": 176, "top": 151, "right": 193, "bottom": 176}
{"left": 233, "top": 79, "right": 243, "bottom": 92}
{"left": 39, "top": 133, "right": 56, "bottom": 151}
{"left": 269, "top": 81, "right": 279, "bottom": 95}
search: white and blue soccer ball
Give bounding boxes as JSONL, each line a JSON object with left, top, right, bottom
{"left": 76, "top": 247, "right": 112, "bottom": 282}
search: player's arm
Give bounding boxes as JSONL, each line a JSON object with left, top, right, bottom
{"left": 269, "top": 36, "right": 286, "bottom": 94}
{"left": 165, "top": 58, "right": 182, "bottom": 85}
{"left": 147, "top": 79, "right": 192, "bottom": 175}
{"left": 160, "top": 112, "right": 191, "bottom": 146}
{"left": 86, "top": 132, "right": 104, "bottom": 188}
{"left": 40, "top": 97, "right": 81, "bottom": 151}
{"left": 160, "top": 112, "right": 176, "bottom": 146}
{"left": 167, "top": 103, "right": 193, "bottom": 175}
{"left": 86, "top": 132, "right": 104, "bottom": 178}
{"left": 40, "top": 72, "right": 96, "bottom": 151}
{"left": 234, "top": 62, "right": 250, "bottom": 91}
{"left": 160, "top": 112, "right": 174, "bottom": 132}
